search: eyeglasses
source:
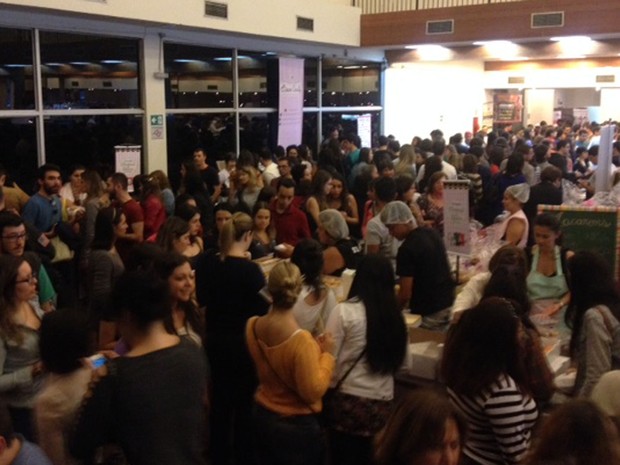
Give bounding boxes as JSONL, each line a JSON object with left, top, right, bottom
{"left": 15, "top": 275, "right": 37, "bottom": 285}
{"left": 2, "top": 233, "right": 27, "bottom": 242}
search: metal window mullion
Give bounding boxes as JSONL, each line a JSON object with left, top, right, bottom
{"left": 233, "top": 48, "right": 240, "bottom": 156}
{"left": 32, "top": 28, "right": 45, "bottom": 166}
{"left": 317, "top": 56, "right": 323, "bottom": 151}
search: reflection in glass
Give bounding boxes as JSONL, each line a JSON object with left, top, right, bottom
{"left": 302, "top": 112, "right": 318, "bottom": 155}
{"left": 44, "top": 115, "right": 143, "bottom": 172}
{"left": 0, "top": 118, "right": 38, "bottom": 192}
{"left": 322, "top": 111, "right": 381, "bottom": 148}
{"left": 238, "top": 52, "right": 274, "bottom": 109}
{"left": 322, "top": 60, "right": 381, "bottom": 107}
{"left": 239, "top": 113, "right": 272, "bottom": 154}
{"left": 165, "top": 44, "right": 234, "bottom": 109}
{"left": 0, "top": 28, "right": 34, "bottom": 110}
{"left": 304, "top": 58, "right": 318, "bottom": 107}
{"left": 166, "top": 113, "right": 235, "bottom": 189}
{"left": 39, "top": 32, "right": 140, "bottom": 109}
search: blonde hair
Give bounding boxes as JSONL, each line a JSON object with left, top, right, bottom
{"left": 268, "top": 261, "right": 302, "bottom": 309}
{"left": 239, "top": 166, "right": 260, "bottom": 191}
{"left": 219, "top": 212, "right": 253, "bottom": 259}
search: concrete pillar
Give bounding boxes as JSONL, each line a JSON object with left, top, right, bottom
{"left": 141, "top": 32, "right": 168, "bottom": 173}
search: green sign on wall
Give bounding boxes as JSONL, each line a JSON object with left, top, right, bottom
{"left": 538, "top": 205, "right": 620, "bottom": 278}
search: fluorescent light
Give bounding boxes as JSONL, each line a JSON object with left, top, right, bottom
{"left": 473, "top": 40, "right": 514, "bottom": 46}
{"left": 409, "top": 45, "right": 452, "bottom": 61}
{"left": 174, "top": 59, "right": 200, "bottom": 63}
{"left": 101, "top": 60, "right": 124, "bottom": 64}
{"left": 550, "top": 35, "right": 591, "bottom": 42}
{"left": 70, "top": 62, "right": 91, "bottom": 65}
{"left": 44, "top": 63, "right": 63, "bottom": 66}
{"left": 4, "top": 64, "right": 28, "bottom": 68}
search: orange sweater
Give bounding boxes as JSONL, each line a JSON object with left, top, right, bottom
{"left": 246, "top": 316, "right": 335, "bottom": 416}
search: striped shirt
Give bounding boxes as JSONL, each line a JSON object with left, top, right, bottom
{"left": 447, "top": 374, "right": 538, "bottom": 465}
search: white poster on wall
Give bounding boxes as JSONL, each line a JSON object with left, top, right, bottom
{"left": 357, "top": 113, "right": 372, "bottom": 149}
{"left": 596, "top": 124, "right": 615, "bottom": 193}
{"left": 443, "top": 180, "right": 471, "bottom": 256}
{"left": 115, "top": 145, "right": 141, "bottom": 193}
{"left": 277, "top": 57, "right": 304, "bottom": 148}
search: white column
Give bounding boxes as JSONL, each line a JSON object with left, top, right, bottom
{"left": 141, "top": 32, "right": 168, "bottom": 173}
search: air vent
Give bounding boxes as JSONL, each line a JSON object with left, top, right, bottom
{"left": 426, "top": 19, "right": 454, "bottom": 35}
{"left": 596, "top": 75, "right": 616, "bottom": 83}
{"left": 531, "top": 11, "right": 564, "bottom": 28}
{"left": 207, "top": 85, "right": 218, "bottom": 90}
{"left": 297, "top": 16, "right": 314, "bottom": 32}
{"left": 508, "top": 77, "right": 525, "bottom": 84}
{"left": 205, "top": 1, "right": 228, "bottom": 19}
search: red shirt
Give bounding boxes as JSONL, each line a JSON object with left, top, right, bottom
{"left": 141, "top": 195, "right": 166, "bottom": 239}
{"left": 270, "top": 201, "right": 311, "bottom": 246}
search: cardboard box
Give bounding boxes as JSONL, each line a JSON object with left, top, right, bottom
{"left": 408, "top": 342, "right": 443, "bottom": 380}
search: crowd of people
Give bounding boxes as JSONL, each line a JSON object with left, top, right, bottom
{"left": 0, "top": 120, "right": 619, "bottom": 464}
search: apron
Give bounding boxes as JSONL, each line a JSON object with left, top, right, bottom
{"left": 527, "top": 246, "right": 568, "bottom": 301}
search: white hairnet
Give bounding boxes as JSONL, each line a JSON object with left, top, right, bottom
{"left": 380, "top": 201, "right": 417, "bottom": 226}
{"left": 505, "top": 183, "right": 530, "bottom": 203}
{"left": 319, "top": 209, "right": 349, "bottom": 240}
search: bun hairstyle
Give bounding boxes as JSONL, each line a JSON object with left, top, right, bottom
{"left": 219, "top": 212, "right": 253, "bottom": 259}
{"left": 268, "top": 261, "right": 302, "bottom": 310}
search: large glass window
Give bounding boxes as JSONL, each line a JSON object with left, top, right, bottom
{"left": 239, "top": 112, "right": 273, "bottom": 153}
{"left": 39, "top": 32, "right": 140, "bottom": 109}
{"left": 304, "top": 58, "right": 318, "bottom": 107}
{"left": 238, "top": 52, "right": 274, "bottom": 109}
{"left": 0, "top": 117, "right": 38, "bottom": 192}
{"left": 302, "top": 112, "right": 319, "bottom": 155}
{"left": 322, "top": 60, "right": 381, "bottom": 107}
{"left": 44, "top": 115, "right": 143, "bottom": 171}
{"left": 165, "top": 44, "right": 234, "bottom": 109}
{"left": 166, "top": 112, "right": 235, "bottom": 188}
{"left": 322, "top": 111, "right": 381, "bottom": 149}
{"left": 0, "top": 28, "right": 34, "bottom": 110}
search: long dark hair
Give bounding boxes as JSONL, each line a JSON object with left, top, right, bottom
{"left": 291, "top": 239, "right": 324, "bottom": 299}
{"left": 154, "top": 252, "right": 204, "bottom": 342}
{"left": 441, "top": 297, "right": 529, "bottom": 397}
{"left": 0, "top": 255, "right": 27, "bottom": 344}
{"left": 91, "top": 206, "right": 123, "bottom": 251}
{"left": 482, "top": 263, "right": 534, "bottom": 330}
{"left": 347, "top": 255, "right": 407, "bottom": 374}
{"left": 566, "top": 251, "right": 620, "bottom": 357}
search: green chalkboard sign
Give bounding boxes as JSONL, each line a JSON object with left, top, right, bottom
{"left": 538, "top": 205, "right": 620, "bottom": 277}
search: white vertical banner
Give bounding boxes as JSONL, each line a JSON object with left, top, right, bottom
{"left": 443, "top": 180, "right": 472, "bottom": 256}
{"left": 115, "top": 145, "right": 142, "bottom": 193}
{"left": 277, "top": 57, "right": 304, "bottom": 148}
{"left": 596, "top": 124, "right": 615, "bottom": 193}
{"left": 357, "top": 113, "right": 372, "bottom": 149}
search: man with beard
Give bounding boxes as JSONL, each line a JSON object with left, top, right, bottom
{"left": 22, "top": 164, "right": 77, "bottom": 306}
{"left": 106, "top": 172, "right": 144, "bottom": 266}
{"left": 22, "top": 164, "right": 63, "bottom": 237}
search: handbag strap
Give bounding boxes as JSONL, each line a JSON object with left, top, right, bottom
{"left": 333, "top": 347, "right": 366, "bottom": 392}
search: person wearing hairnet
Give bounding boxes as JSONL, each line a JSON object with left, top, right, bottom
{"left": 317, "top": 209, "right": 362, "bottom": 276}
{"left": 381, "top": 201, "right": 455, "bottom": 330}
{"left": 496, "top": 183, "right": 530, "bottom": 248}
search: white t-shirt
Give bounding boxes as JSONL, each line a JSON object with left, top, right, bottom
{"left": 291, "top": 284, "right": 337, "bottom": 335}
{"left": 325, "top": 299, "right": 395, "bottom": 400}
